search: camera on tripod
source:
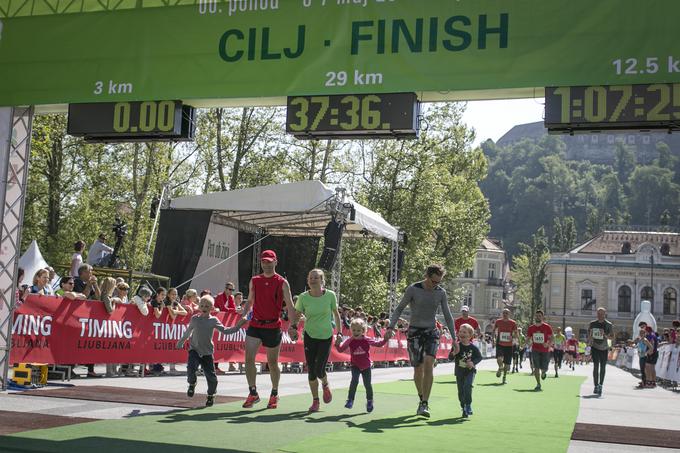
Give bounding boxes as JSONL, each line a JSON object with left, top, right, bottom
{"left": 112, "top": 217, "right": 127, "bottom": 239}
{"left": 107, "top": 217, "right": 127, "bottom": 268}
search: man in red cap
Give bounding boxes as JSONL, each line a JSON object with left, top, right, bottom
{"left": 235, "top": 249, "right": 298, "bottom": 409}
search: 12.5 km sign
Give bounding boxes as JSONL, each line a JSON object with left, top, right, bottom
{"left": 0, "top": 0, "right": 678, "bottom": 107}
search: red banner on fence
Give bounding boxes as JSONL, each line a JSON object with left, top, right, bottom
{"left": 10, "top": 296, "right": 453, "bottom": 364}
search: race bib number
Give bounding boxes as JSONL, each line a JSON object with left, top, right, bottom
{"left": 532, "top": 332, "right": 545, "bottom": 344}
{"left": 592, "top": 328, "right": 604, "bottom": 340}
{"left": 499, "top": 332, "right": 511, "bottom": 343}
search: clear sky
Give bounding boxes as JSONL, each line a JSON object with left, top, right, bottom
{"left": 462, "top": 98, "right": 546, "bottom": 147}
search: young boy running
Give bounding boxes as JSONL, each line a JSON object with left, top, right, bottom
{"left": 452, "top": 323, "right": 482, "bottom": 417}
{"left": 177, "top": 295, "right": 239, "bottom": 406}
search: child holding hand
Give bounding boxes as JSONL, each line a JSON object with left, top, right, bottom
{"left": 451, "top": 323, "right": 482, "bottom": 418}
{"left": 177, "top": 295, "right": 240, "bottom": 407}
{"left": 335, "top": 318, "right": 386, "bottom": 412}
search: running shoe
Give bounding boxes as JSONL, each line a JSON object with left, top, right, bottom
{"left": 309, "top": 399, "right": 320, "bottom": 413}
{"left": 555, "top": 372, "right": 559, "bottom": 378}
{"left": 242, "top": 394, "right": 260, "bottom": 408}
{"left": 366, "top": 400, "right": 374, "bottom": 413}
{"left": 187, "top": 383, "right": 195, "bottom": 397}
{"left": 416, "top": 402, "right": 430, "bottom": 418}
{"left": 462, "top": 409, "right": 468, "bottom": 418}
{"left": 345, "top": 399, "right": 354, "bottom": 409}
{"left": 502, "top": 376, "right": 507, "bottom": 384}
{"left": 496, "top": 368, "right": 502, "bottom": 378}
{"left": 322, "top": 384, "right": 332, "bottom": 404}
{"left": 206, "top": 395, "right": 215, "bottom": 407}
{"left": 541, "top": 371, "right": 547, "bottom": 380}
{"left": 597, "top": 385, "right": 602, "bottom": 395}
{"left": 534, "top": 384, "right": 542, "bottom": 391}
{"left": 267, "top": 395, "right": 279, "bottom": 409}
{"left": 465, "top": 404, "right": 473, "bottom": 415}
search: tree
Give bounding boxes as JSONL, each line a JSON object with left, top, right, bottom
{"left": 513, "top": 227, "right": 549, "bottom": 321}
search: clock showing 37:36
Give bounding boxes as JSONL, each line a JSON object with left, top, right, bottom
{"left": 286, "top": 92, "right": 420, "bottom": 139}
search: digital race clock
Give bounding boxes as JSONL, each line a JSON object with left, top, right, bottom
{"left": 67, "top": 100, "right": 196, "bottom": 142}
{"left": 286, "top": 92, "right": 420, "bottom": 139}
{"left": 545, "top": 84, "right": 680, "bottom": 134}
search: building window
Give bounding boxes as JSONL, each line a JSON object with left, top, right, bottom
{"left": 607, "top": 135, "right": 615, "bottom": 144}
{"left": 463, "top": 287, "right": 473, "bottom": 309}
{"left": 642, "top": 136, "right": 650, "bottom": 144}
{"left": 663, "top": 288, "right": 677, "bottom": 315}
{"left": 628, "top": 135, "right": 635, "bottom": 144}
{"left": 618, "top": 286, "right": 631, "bottom": 313}
{"left": 591, "top": 135, "right": 599, "bottom": 144}
{"left": 488, "top": 263, "right": 496, "bottom": 278}
{"left": 581, "top": 289, "right": 594, "bottom": 310}
{"left": 491, "top": 292, "right": 500, "bottom": 309}
{"left": 661, "top": 243, "right": 670, "bottom": 256}
{"left": 464, "top": 269, "right": 473, "bottom": 278}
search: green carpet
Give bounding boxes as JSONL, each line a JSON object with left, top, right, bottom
{"left": 1, "top": 371, "right": 584, "bottom": 453}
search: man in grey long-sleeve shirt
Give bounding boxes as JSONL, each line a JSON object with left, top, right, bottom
{"left": 386, "top": 264, "right": 459, "bottom": 418}
{"left": 177, "top": 295, "right": 238, "bottom": 406}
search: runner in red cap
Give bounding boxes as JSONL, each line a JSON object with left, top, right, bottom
{"left": 234, "top": 249, "right": 298, "bottom": 409}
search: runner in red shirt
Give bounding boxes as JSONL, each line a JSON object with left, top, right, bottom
{"left": 493, "top": 309, "right": 518, "bottom": 384}
{"left": 454, "top": 306, "right": 481, "bottom": 338}
{"left": 526, "top": 310, "right": 553, "bottom": 391}
{"left": 234, "top": 250, "right": 297, "bottom": 409}
{"left": 565, "top": 334, "right": 579, "bottom": 370}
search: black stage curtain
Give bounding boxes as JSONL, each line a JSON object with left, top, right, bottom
{"left": 151, "top": 209, "right": 213, "bottom": 293}
{"left": 238, "top": 233, "right": 320, "bottom": 297}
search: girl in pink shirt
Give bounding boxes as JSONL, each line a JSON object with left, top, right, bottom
{"left": 335, "top": 318, "right": 386, "bottom": 412}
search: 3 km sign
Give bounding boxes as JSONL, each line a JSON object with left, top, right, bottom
{"left": 0, "top": 0, "right": 679, "bottom": 107}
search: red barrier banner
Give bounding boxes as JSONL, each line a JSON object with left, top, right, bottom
{"left": 11, "top": 296, "right": 453, "bottom": 364}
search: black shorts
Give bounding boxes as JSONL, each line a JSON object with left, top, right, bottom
{"left": 407, "top": 327, "right": 440, "bottom": 365}
{"left": 496, "top": 345, "right": 513, "bottom": 365}
{"left": 246, "top": 326, "right": 282, "bottom": 348}
{"left": 646, "top": 351, "right": 659, "bottom": 365}
{"left": 531, "top": 351, "right": 551, "bottom": 371}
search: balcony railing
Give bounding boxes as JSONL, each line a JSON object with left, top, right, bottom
{"left": 487, "top": 278, "right": 504, "bottom": 287}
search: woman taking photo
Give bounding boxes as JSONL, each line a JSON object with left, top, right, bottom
{"left": 295, "top": 268, "right": 342, "bottom": 413}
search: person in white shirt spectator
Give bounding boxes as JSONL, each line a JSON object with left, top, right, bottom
{"left": 71, "top": 240, "right": 85, "bottom": 277}
{"left": 87, "top": 233, "right": 114, "bottom": 266}
{"left": 132, "top": 287, "right": 152, "bottom": 316}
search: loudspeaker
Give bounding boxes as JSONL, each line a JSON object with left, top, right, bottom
{"left": 317, "top": 220, "right": 344, "bottom": 270}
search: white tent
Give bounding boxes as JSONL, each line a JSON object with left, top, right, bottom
{"left": 18, "top": 240, "right": 59, "bottom": 289}
{"left": 170, "top": 180, "right": 398, "bottom": 241}
{"left": 168, "top": 180, "right": 401, "bottom": 306}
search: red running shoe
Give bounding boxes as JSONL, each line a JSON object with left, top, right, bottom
{"left": 308, "top": 399, "right": 320, "bottom": 413}
{"left": 242, "top": 394, "right": 260, "bottom": 408}
{"left": 267, "top": 395, "right": 279, "bottom": 409}
{"left": 322, "top": 384, "right": 332, "bottom": 404}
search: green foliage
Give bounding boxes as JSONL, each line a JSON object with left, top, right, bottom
{"left": 512, "top": 227, "right": 550, "bottom": 324}
{"left": 483, "top": 134, "right": 680, "bottom": 258}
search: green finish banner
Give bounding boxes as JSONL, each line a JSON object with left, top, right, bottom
{"left": 0, "top": 0, "right": 678, "bottom": 107}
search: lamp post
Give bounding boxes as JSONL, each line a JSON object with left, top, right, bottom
{"left": 562, "top": 255, "right": 568, "bottom": 331}
{"left": 650, "top": 254, "right": 654, "bottom": 313}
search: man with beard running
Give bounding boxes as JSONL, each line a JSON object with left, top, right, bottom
{"left": 588, "top": 307, "right": 614, "bottom": 395}
{"left": 493, "top": 308, "right": 518, "bottom": 384}
{"left": 386, "top": 264, "right": 459, "bottom": 418}
{"left": 526, "top": 310, "right": 553, "bottom": 391}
